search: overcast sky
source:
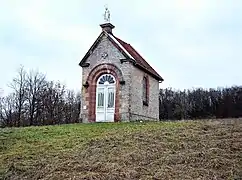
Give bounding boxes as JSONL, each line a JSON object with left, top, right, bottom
{"left": 0, "top": 0, "right": 242, "bottom": 96}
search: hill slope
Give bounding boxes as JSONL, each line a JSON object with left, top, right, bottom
{"left": 1, "top": 119, "right": 242, "bottom": 180}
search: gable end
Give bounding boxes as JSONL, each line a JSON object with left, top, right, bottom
{"left": 79, "top": 31, "right": 134, "bottom": 67}
{"left": 79, "top": 32, "right": 104, "bottom": 67}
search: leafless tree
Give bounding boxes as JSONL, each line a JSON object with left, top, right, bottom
{"left": 25, "top": 69, "right": 47, "bottom": 126}
{"left": 0, "top": 93, "right": 18, "bottom": 127}
{"left": 64, "top": 90, "right": 81, "bottom": 124}
{"left": 0, "top": 95, "right": 4, "bottom": 126}
{"left": 40, "top": 81, "right": 66, "bottom": 125}
{"left": 8, "top": 65, "right": 27, "bottom": 126}
{"left": 1, "top": 65, "right": 82, "bottom": 127}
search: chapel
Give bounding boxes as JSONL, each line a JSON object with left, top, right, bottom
{"left": 79, "top": 8, "right": 163, "bottom": 122}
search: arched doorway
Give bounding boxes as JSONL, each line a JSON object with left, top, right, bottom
{"left": 96, "top": 74, "right": 116, "bottom": 122}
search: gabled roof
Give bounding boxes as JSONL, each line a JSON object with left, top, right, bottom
{"left": 79, "top": 29, "right": 164, "bottom": 82}
{"left": 110, "top": 35, "right": 163, "bottom": 81}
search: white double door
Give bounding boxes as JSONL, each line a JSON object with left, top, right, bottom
{"left": 96, "top": 84, "right": 115, "bottom": 122}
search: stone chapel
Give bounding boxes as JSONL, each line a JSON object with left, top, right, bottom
{"left": 79, "top": 19, "right": 164, "bottom": 123}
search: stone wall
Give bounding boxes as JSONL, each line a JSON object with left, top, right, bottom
{"left": 130, "top": 66, "right": 160, "bottom": 121}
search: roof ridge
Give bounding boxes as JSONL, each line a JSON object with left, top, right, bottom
{"left": 128, "top": 44, "right": 161, "bottom": 76}
{"left": 108, "top": 33, "right": 133, "bottom": 59}
{"left": 112, "top": 35, "right": 163, "bottom": 81}
{"left": 113, "top": 36, "right": 162, "bottom": 80}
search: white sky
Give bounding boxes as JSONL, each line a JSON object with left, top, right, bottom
{"left": 0, "top": 0, "right": 242, "bottom": 96}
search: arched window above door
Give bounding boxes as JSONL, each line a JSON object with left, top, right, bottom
{"left": 98, "top": 74, "right": 115, "bottom": 85}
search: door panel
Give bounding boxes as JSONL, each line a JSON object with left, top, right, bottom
{"left": 96, "top": 87, "right": 105, "bottom": 122}
{"left": 107, "top": 87, "right": 115, "bottom": 108}
{"left": 106, "top": 87, "right": 115, "bottom": 122}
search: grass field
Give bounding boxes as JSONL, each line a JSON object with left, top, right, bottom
{"left": 0, "top": 119, "right": 242, "bottom": 180}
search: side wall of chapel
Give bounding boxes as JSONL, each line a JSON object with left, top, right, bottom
{"left": 130, "top": 66, "right": 160, "bottom": 121}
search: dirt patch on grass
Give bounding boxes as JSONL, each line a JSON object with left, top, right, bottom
{"left": 1, "top": 119, "right": 242, "bottom": 180}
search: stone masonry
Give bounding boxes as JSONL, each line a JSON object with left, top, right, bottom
{"left": 79, "top": 23, "right": 163, "bottom": 123}
{"left": 80, "top": 34, "right": 131, "bottom": 122}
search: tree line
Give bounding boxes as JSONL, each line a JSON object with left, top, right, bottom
{"left": 0, "top": 66, "right": 81, "bottom": 127}
{"left": 159, "top": 86, "right": 242, "bottom": 120}
{"left": 1, "top": 66, "right": 242, "bottom": 127}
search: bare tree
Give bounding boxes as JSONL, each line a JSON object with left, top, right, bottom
{"left": 0, "top": 93, "right": 18, "bottom": 127}
{"left": 0, "top": 95, "right": 4, "bottom": 126}
{"left": 8, "top": 65, "right": 27, "bottom": 126}
{"left": 40, "top": 81, "right": 66, "bottom": 125}
{"left": 63, "top": 90, "right": 81, "bottom": 124}
{"left": 25, "top": 69, "right": 47, "bottom": 126}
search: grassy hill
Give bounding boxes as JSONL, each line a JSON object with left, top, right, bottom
{"left": 0, "top": 119, "right": 241, "bottom": 180}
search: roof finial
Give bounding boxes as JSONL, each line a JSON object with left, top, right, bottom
{"left": 103, "top": 5, "right": 110, "bottom": 23}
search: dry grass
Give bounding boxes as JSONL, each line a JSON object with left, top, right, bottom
{"left": 0, "top": 119, "right": 242, "bottom": 180}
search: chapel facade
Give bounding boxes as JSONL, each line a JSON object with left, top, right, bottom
{"left": 79, "top": 21, "right": 163, "bottom": 123}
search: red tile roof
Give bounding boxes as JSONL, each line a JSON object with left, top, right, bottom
{"left": 111, "top": 35, "right": 163, "bottom": 81}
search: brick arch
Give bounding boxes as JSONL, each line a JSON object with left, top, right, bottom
{"left": 86, "top": 63, "right": 125, "bottom": 85}
{"left": 86, "top": 63, "right": 123, "bottom": 122}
